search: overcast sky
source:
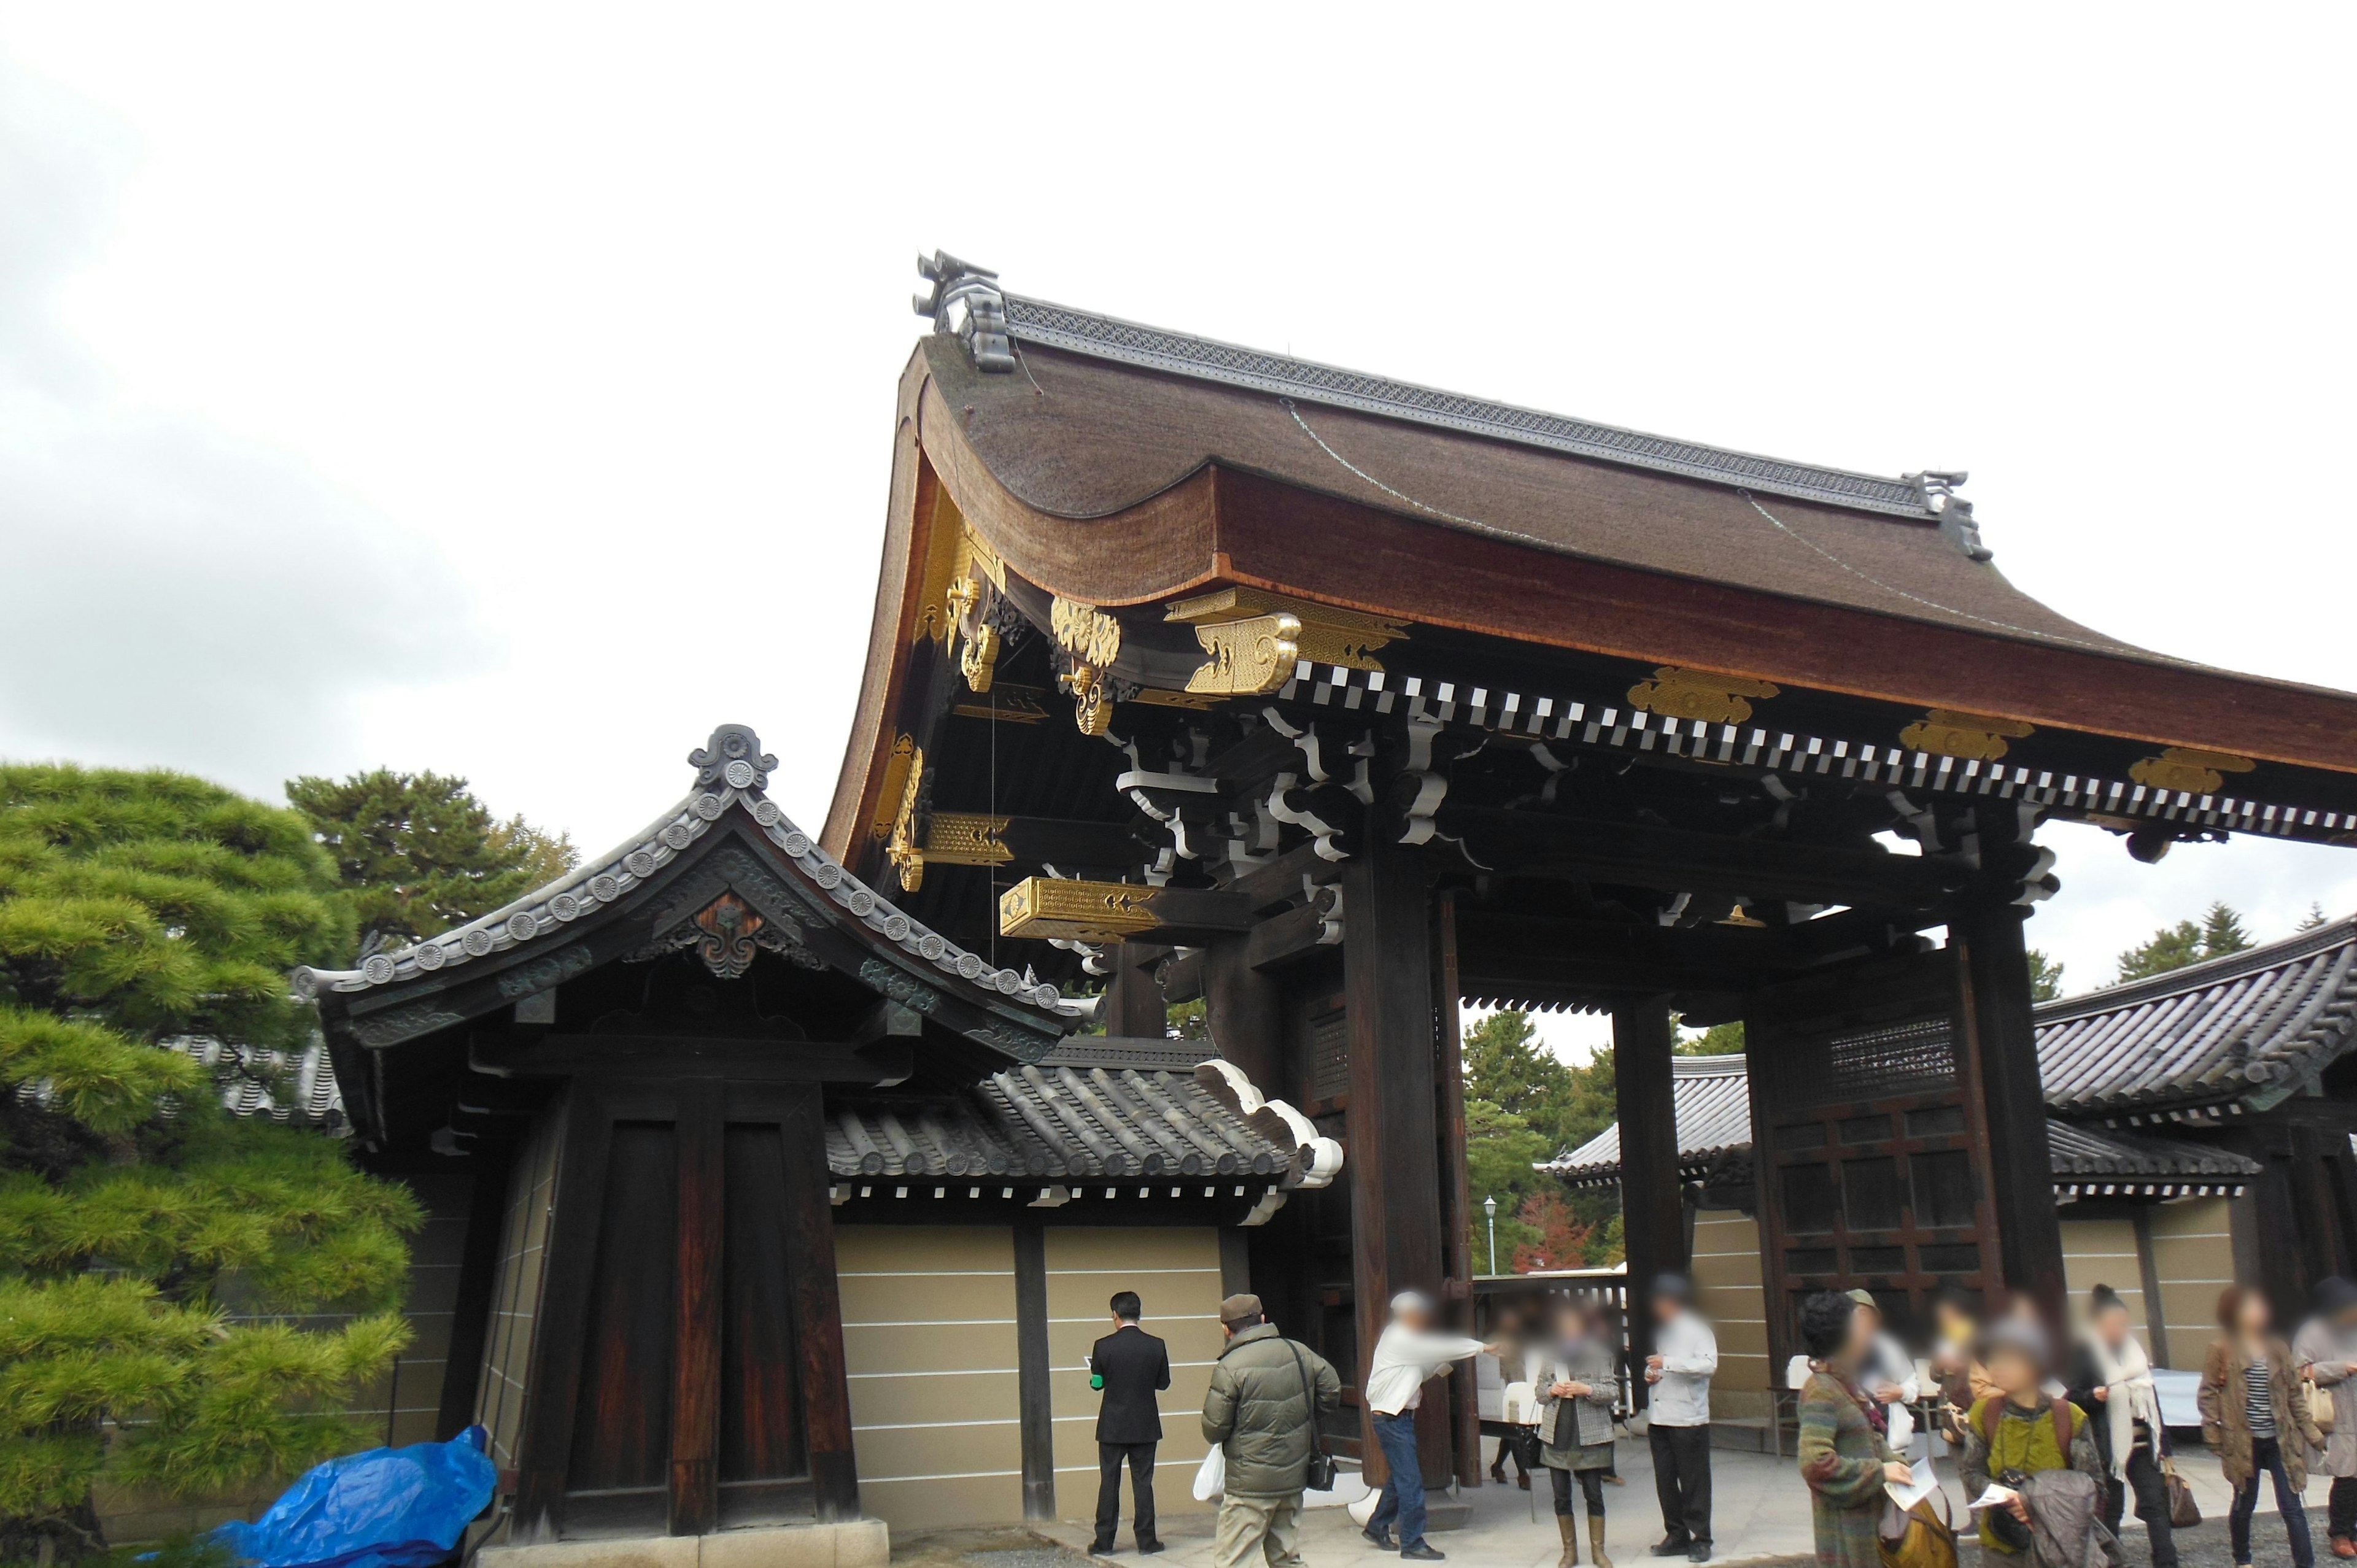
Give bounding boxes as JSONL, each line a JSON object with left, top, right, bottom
{"left": 5, "top": 7, "right": 2355, "bottom": 1048}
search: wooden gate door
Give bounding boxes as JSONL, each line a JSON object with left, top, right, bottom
{"left": 513, "top": 1079, "right": 857, "bottom": 1540}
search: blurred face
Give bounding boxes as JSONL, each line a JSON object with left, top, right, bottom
{"left": 1398, "top": 1303, "right": 1433, "bottom": 1333}
{"left": 1555, "top": 1305, "right": 1589, "bottom": 1346}
{"left": 1989, "top": 1346, "right": 2042, "bottom": 1397}
{"left": 2094, "top": 1303, "right": 2131, "bottom": 1345}
{"left": 1934, "top": 1300, "right": 1972, "bottom": 1342}
{"left": 2337, "top": 1303, "right": 2357, "bottom": 1333}
{"left": 1837, "top": 1302, "right": 1877, "bottom": 1369}
{"left": 1652, "top": 1293, "right": 1681, "bottom": 1326}
{"left": 2236, "top": 1293, "right": 2272, "bottom": 1338}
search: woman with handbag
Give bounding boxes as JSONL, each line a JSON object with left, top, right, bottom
{"left": 2062, "top": 1283, "right": 2180, "bottom": 1568}
{"left": 1794, "top": 1291, "right": 1922, "bottom": 1568}
{"left": 2201, "top": 1285, "right": 2325, "bottom": 1568}
{"left": 2294, "top": 1276, "right": 2357, "bottom": 1556}
{"left": 1536, "top": 1299, "right": 1622, "bottom": 1568}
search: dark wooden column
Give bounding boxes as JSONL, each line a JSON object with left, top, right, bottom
{"left": 1013, "top": 1219, "right": 1057, "bottom": 1521}
{"left": 436, "top": 1141, "right": 518, "bottom": 1439}
{"left": 1614, "top": 998, "right": 1682, "bottom": 1406}
{"left": 783, "top": 1088, "right": 859, "bottom": 1523}
{"left": 513, "top": 1091, "right": 610, "bottom": 1542}
{"left": 1956, "top": 897, "right": 2066, "bottom": 1325}
{"left": 1343, "top": 825, "right": 1447, "bottom": 1486}
{"left": 1203, "top": 937, "right": 1283, "bottom": 1087}
{"left": 1107, "top": 943, "right": 1171, "bottom": 1037}
{"left": 670, "top": 1081, "right": 725, "bottom": 1535}
{"left": 1436, "top": 892, "right": 1482, "bottom": 1487}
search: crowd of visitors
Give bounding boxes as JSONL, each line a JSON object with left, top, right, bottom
{"left": 1092, "top": 1269, "right": 2357, "bottom": 1568}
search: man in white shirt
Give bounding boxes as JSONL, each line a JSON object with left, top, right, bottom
{"left": 1361, "top": 1291, "right": 1501, "bottom": 1562}
{"left": 1641, "top": 1274, "right": 1716, "bottom": 1564}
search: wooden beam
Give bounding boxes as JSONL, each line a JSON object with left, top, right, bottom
{"left": 1442, "top": 806, "right": 1968, "bottom": 911}
{"left": 470, "top": 1034, "right": 913, "bottom": 1084}
{"left": 1204, "top": 936, "right": 1283, "bottom": 1089}
{"left": 781, "top": 1087, "right": 859, "bottom": 1522}
{"left": 1013, "top": 1220, "right": 1057, "bottom": 1521}
{"left": 999, "top": 876, "right": 1256, "bottom": 943}
{"left": 1106, "top": 943, "right": 1170, "bottom": 1037}
{"left": 434, "top": 1141, "right": 515, "bottom": 1440}
{"left": 1614, "top": 998, "right": 1682, "bottom": 1411}
{"left": 1437, "top": 892, "right": 1482, "bottom": 1488}
{"left": 511, "top": 1091, "right": 611, "bottom": 1542}
{"left": 669, "top": 1080, "right": 724, "bottom": 1536}
{"left": 1245, "top": 897, "right": 1341, "bottom": 972}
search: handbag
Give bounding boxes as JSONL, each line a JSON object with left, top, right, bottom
{"left": 1284, "top": 1339, "right": 1339, "bottom": 1493}
{"left": 2160, "top": 1454, "right": 2200, "bottom": 1528}
{"left": 1878, "top": 1488, "right": 1958, "bottom": 1568}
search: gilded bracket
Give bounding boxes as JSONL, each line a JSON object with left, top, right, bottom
{"left": 924, "top": 812, "right": 1014, "bottom": 868}
{"left": 883, "top": 744, "right": 930, "bottom": 890}
{"left": 1900, "top": 709, "right": 2037, "bottom": 761}
{"left": 1051, "top": 596, "right": 1123, "bottom": 736}
{"left": 1182, "top": 612, "right": 1302, "bottom": 696}
{"left": 1625, "top": 666, "right": 1781, "bottom": 724}
{"left": 1164, "top": 587, "right": 1404, "bottom": 671}
{"left": 999, "top": 876, "right": 1161, "bottom": 942}
{"left": 869, "top": 735, "right": 918, "bottom": 843}
{"left": 2130, "top": 747, "right": 2256, "bottom": 795}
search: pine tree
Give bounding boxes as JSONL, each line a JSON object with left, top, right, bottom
{"left": 2026, "top": 949, "right": 2065, "bottom": 1003}
{"left": 2115, "top": 901, "right": 2257, "bottom": 983}
{"left": 285, "top": 770, "right": 576, "bottom": 957}
{"left": 2199, "top": 901, "right": 2253, "bottom": 959}
{"left": 1466, "top": 1097, "right": 1547, "bottom": 1271}
{"left": 0, "top": 765, "right": 419, "bottom": 1561}
{"left": 2299, "top": 903, "right": 2331, "bottom": 932}
{"left": 1674, "top": 1020, "right": 1746, "bottom": 1055}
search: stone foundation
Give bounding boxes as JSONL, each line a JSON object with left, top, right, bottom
{"left": 479, "top": 1520, "right": 889, "bottom": 1568}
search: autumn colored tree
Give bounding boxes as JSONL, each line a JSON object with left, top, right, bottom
{"left": 1511, "top": 1189, "right": 1594, "bottom": 1273}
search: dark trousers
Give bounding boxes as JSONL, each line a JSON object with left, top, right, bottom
{"left": 2229, "top": 1435, "right": 2313, "bottom": 1568}
{"left": 1550, "top": 1465, "right": 1608, "bottom": 1518}
{"left": 1094, "top": 1442, "right": 1156, "bottom": 1548}
{"left": 1368, "top": 1411, "right": 1428, "bottom": 1548}
{"left": 1493, "top": 1426, "right": 1537, "bottom": 1479}
{"left": 2332, "top": 1475, "right": 2357, "bottom": 1542}
{"left": 1648, "top": 1423, "right": 1712, "bottom": 1547}
{"left": 2100, "top": 1443, "right": 2178, "bottom": 1568}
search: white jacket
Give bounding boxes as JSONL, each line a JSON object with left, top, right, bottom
{"left": 1366, "top": 1323, "right": 1488, "bottom": 1415}
{"left": 1647, "top": 1310, "right": 1718, "bottom": 1427}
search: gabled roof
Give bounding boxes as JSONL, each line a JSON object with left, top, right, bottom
{"left": 2036, "top": 914, "right": 2357, "bottom": 1116}
{"left": 1541, "top": 1050, "right": 2261, "bottom": 1194}
{"left": 301, "top": 725, "right": 1083, "bottom": 1140}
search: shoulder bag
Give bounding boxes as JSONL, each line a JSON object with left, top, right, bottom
{"left": 1283, "top": 1339, "right": 1339, "bottom": 1493}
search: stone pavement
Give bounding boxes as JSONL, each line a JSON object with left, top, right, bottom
{"left": 1034, "top": 1435, "right": 2348, "bottom": 1568}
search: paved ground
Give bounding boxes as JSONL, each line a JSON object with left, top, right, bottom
{"left": 1000, "top": 1435, "right": 2347, "bottom": 1568}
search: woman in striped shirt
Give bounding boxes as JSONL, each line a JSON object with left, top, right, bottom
{"left": 2202, "top": 1286, "right": 2325, "bottom": 1568}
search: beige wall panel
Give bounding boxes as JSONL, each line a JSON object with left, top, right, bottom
{"left": 836, "top": 1224, "right": 1016, "bottom": 1276}
{"left": 846, "top": 1369, "right": 1021, "bottom": 1429}
{"left": 855, "top": 1420, "right": 1023, "bottom": 1483}
{"left": 1690, "top": 1210, "right": 1768, "bottom": 1394}
{"left": 1047, "top": 1227, "right": 1228, "bottom": 1272}
{"left": 859, "top": 1475, "right": 1023, "bottom": 1532}
{"left": 843, "top": 1321, "right": 1024, "bottom": 1377}
{"left": 837, "top": 1272, "right": 1018, "bottom": 1326}
{"left": 1047, "top": 1271, "right": 1225, "bottom": 1314}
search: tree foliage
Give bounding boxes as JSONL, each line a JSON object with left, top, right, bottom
{"left": 1510, "top": 1189, "right": 1593, "bottom": 1273}
{"left": 2114, "top": 900, "right": 2254, "bottom": 984}
{"left": 2026, "top": 949, "right": 2065, "bottom": 1003}
{"left": 1461, "top": 1010, "right": 1625, "bottom": 1270}
{"left": 285, "top": 770, "right": 575, "bottom": 958}
{"left": 0, "top": 765, "right": 419, "bottom": 1558}
{"left": 1674, "top": 1020, "right": 1744, "bottom": 1056}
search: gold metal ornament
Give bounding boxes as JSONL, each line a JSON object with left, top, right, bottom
{"left": 999, "top": 876, "right": 1162, "bottom": 941}
{"left": 924, "top": 812, "right": 1014, "bottom": 867}
{"left": 870, "top": 735, "right": 918, "bottom": 841}
{"left": 2130, "top": 747, "right": 2256, "bottom": 795}
{"left": 953, "top": 684, "right": 1049, "bottom": 724}
{"left": 1625, "top": 666, "right": 1781, "bottom": 725}
{"left": 884, "top": 745, "right": 929, "bottom": 890}
{"left": 1164, "top": 587, "right": 1404, "bottom": 671}
{"left": 1900, "top": 709, "right": 2037, "bottom": 761}
{"left": 1182, "top": 612, "right": 1302, "bottom": 695}
{"left": 1051, "top": 597, "right": 1124, "bottom": 736}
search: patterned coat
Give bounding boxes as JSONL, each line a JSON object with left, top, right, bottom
{"left": 1798, "top": 1371, "right": 1897, "bottom": 1568}
{"left": 1535, "top": 1340, "right": 1621, "bottom": 1470}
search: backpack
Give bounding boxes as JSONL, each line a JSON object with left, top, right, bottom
{"left": 1978, "top": 1396, "right": 2075, "bottom": 1455}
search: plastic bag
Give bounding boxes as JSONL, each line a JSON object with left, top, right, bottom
{"left": 1192, "top": 1445, "right": 1226, "bottom": 1501}
{"left": 210, "top": 1426, "right": 497, "bottom": 1568}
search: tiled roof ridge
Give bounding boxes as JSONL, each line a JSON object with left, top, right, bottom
{"left": 2036, "top": 912, "right": 2357, "bottom": 1022}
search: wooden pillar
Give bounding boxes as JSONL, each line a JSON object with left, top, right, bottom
{"left": 2132, "top": 1208, "right": 2170, "bottom": 1369}
{"left": 1013, "top": 1219, "right": 1058, "bottom": 1521}
{"left": 1107, "top": 943, "right": 1170, "bottom": 1037}
{"left": 1956, "top": 897, "right": 2066, "bottom": 1325}
{"left": 512, "top": 1091, "right": 608, "bottom": 1543}
{"left": 783, "top": 1088, "right": 859, "bottom": 1523}
{"left": 1204, "top": 937, "right": 1283, "bottom": 1087}
{"left": 670, "top": 1081, "right": 725, "bottom": 1535}
{"left": 1343, "top": 827, "right": 1446, "bottom": 1487}
{"left": 436, "top": 1141, "right": 517, "bottom": 1439}
{"left": 1614, "top": 998, "right": 1682, "bottom": 1406}
{"left": 1436, "top": 892, "right": 1482, "bottom": 1487}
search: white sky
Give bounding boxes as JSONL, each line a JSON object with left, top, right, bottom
{"left": 5, "top": 6, "right": 2356, "bottom": 1036}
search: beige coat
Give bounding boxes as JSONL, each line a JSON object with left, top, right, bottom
{"left": 2294, "top": 1317, "right": 2357, "bottom": 1478}
{"left": 2200, "top": 1335, "right": 2324, "bottom": 1488}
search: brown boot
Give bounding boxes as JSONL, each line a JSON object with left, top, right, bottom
{"left": 1557, "top": 1514, "right": 1580, "bottom": 1568}
{"left": 1589, "top": 1516, "right": 1614, "bottom": 1568}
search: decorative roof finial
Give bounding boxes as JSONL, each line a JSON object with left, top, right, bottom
{"left": 914, "top": 250, "right": 1015, "bottom": 373}
{"left": 1906, "top": 471, "right": 1992, "bottom": 562}
{"left": 689, "top": 724, "right": 777, "bottom": 792}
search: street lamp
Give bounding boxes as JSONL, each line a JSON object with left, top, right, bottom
{"left": 1483, "top": 1194, "right": 1498, "bottom": 1276}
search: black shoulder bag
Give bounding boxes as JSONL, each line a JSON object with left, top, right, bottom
{"left": 1283, "top": 1339, "right": 1340, "bottom": 1493}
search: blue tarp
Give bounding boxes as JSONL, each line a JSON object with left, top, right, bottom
{"left": 209, "top": 1426, "right": 496, "bottom": 1568}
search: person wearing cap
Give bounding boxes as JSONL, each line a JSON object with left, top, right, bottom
{"left": 2294, "top": 1275, "right": 2357, "bottom": 1556}
{"left": 1201, "top": 1293, "right": 1341, "bottom": 1568}
{"left": 1361, "top": 1290, "right": 1502, "bottom": 1561}
{"left": 1641, "top": 1273, "right": 1716, "bottom": 1564}
{"left": 1959, "top": 1316, "right": 2102, "bottom": 1556}
{"left": 2063, "top": 1283, "right": 2176, "bottom": 1568}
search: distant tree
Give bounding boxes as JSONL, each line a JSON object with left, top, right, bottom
{"left": 1582, "top": 1210, "right": 1626, "bottom": 1269}
{"left": 2115, "top": 901, "right": 2255, "bottom": 983}
{"left": 1463, "top": 1010, "right": 1577, "bottom": 1137}
{"left": 2299, "top": 903, "right": 2332, "bottom": 932}
{"left": 1466, "top": 1097, "right": 1546, "bottom": 1271}
{"left": 285, "top": 770, "right": 576, "bottom": 957}
{"left": 1164, "top": 998, "right": 1210, "bottom": 1039}
{"left": 2026, "top": 949, "right": 2065, "bottom": 1003}
{"left": 0, "top": 766, "right": 418, "bottom": 1561}
{"left": 1675, "top": 1020, "right": 1745, "bottom": 1056}
{"left": 1511, "top": 1189, "right": 1593, "bottom": 1273}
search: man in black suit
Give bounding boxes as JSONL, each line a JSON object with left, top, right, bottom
{"left": 1090, "top": 1289, "right": 1171, "bottom": 1554}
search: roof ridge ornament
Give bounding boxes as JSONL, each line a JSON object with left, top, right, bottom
{"left": 915, "top": 250, "right": 1015, "bottom": 373}
{"left": 1906, "top": 470, "right": 1993, "bottom": 562}
{"left": 689, "top": 724, "right": 776, "bottom": 792}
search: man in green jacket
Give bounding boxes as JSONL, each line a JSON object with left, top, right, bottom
{"left": 1202, "top": 1294, "right": 1344, "bottom": 1568}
